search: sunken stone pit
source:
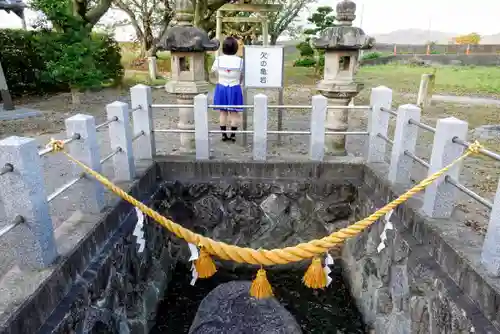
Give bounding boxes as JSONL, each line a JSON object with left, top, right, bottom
{"left": 149, "top": 171, "right": 366, "bottom": 333}
{"left": 5, "top": 158, "right": 499, "bottom": 334}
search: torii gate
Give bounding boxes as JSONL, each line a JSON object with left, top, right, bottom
{"left": 214, "top": 0, "right": 283, "bottom": 146}
{"left": 215, "top": 0, "right": 282, "bottom": 53}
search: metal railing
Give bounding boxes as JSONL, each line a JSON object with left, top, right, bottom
{"left": 0, "top": 163, "right": 13, "bottom": 176}
{"left": 132, "top": 131, "right": 145, "bottom": 141}
{"left": 39, "top": 133, "right": 81, "bottom": 157}
{"left": 409, "top": 118, "right": 436, "bottom": 133}
{"left": 155, "top": 129, "right": 369, "bottom": 136}
{"left": 379, "top": 101, "right": 498, "bottom": 224}
{"left": 1, "top": 83, "right": 499, "bottom": 275}
{"left": 380, "top": 106, "right": 397, "bottom": 116}
{"left": 445, "top": 176, "right": 493, "bottom": 210}
{"left": 96, "top": 116, "right": 118, "bottom": 130}
{"left": 151, "top": 103, "right": 371, "bottom": 110}
{"left": 0, "top": 216, "right": 24, "bottom": 239}
{"left": 47, "top": 174, "right": 85, "bottom": 203}
{"left": 377, "top": 133, "right": 394, "bottom": 145}
{"left": 453, "top": 137, "right": 500, "bottom": 162}
{"left": 404, "top": 150, "right": 430, "bottom": 168}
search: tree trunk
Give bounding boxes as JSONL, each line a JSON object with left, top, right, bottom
{"left": 270, "top": 35, "right": 278, "bottom": 45}
{"left": 71, "top": 88, "right": 82, "bottom": 105}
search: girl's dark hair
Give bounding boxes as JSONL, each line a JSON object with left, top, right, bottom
{"left": 222, "top": 37, "right": 239, "bottom": 56}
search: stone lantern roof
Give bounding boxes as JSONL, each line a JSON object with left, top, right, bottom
{"left": 157, "top": 0, "right": 219, "bottom": 52}
{"left": 313, "top": 0, "right": 374, "bottom": 51}
{"left": 0, "top": 0, "right": 26, "bottom": 18}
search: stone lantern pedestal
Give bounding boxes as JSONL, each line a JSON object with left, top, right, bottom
{"left": 313, "top": 0, "right": 374, "bottom": 156}
{"left": 158, "top": 0, "right": 219, "bottom": 152}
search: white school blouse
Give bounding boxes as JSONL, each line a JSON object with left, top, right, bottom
{"left": 210, "top": 55, "right": 243, "bottom": 87}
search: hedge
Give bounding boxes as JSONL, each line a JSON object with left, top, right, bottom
{"left": 0, "top": 29, "right": 123, "bottom": 97}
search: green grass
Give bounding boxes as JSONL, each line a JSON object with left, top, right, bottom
{"left": 121, "top": 49, "right": 172, "bottom": 72}
{"left": 121, "top": 71, "right": 168, "bottom": 87}
{"left": 357, "top": 64, "right": 500, "bottom": 97}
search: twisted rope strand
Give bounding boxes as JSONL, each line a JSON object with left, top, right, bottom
{"left": 45, "top": 139, "right": 483, "bottom": 266}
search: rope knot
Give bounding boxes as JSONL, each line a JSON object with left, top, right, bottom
{"left": 466, "top": 140, "right": 483, "bottom": 155}
{"left": 47, "top": 138, "right": 65, "bottom": 152}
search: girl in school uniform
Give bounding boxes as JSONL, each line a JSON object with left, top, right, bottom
{"left": 210, "top": 36, "right": 244, "bottom": 142}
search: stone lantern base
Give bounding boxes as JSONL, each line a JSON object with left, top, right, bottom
{"left": 318, "top": 82, "right": 363, "bottom": 156}
{"left": 166, "top": 81, "right": 209, "bottom": 153}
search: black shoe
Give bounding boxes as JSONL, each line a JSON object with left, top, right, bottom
{"left": 230, "top": 127, "right": 237, "bottom": 142}
{"left": 221, "top": 126, "right": 229, "bottom": 142}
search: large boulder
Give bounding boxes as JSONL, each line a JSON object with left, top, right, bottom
{"left": 188, "top": 281, "right": 302, "bottom": 334}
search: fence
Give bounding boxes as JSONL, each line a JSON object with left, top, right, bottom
{"left": 0, "top": 84, "right": 499, "bottom": 276}
{"left": 372, "top": 43, "right": 500, "bottom": 55}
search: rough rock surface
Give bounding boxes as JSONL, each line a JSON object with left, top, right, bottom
{"left": 188, "top": 281, "right": 302, "bottom": 334}
{"left": 159, "top": 180, "right": 356, "bottom": 251}
{"left": 45, "top": 215, "right": 177, "bottom": 334}
{"left": 342, "top": 167, "right": 497, "bottom": 334}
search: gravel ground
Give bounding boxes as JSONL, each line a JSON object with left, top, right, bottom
{"left": 0, "top": 83, "right": 498, "bottom": 277}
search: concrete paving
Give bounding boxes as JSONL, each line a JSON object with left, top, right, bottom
{"left": 0, "top": 105, "right": 41, "bottom": 120}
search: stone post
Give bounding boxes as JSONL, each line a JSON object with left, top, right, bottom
{"left": 216, "top": 10, "right": 222, "bottom": 55}
{"left": 160, "top": 0, "right": 219, "bottom": 153}
{"left": 177, "top": 94, "right": 196, "bottom": 151}
{"left": 130, "top": 84, "right": 155, "bottom": 160}
{"left": 312, "top": 0, "right": 374, "bottom": 156}
{"left": 0, "top": 136, "right": 58, "bottom": 269}
{"left": 422, "top": 117, "right": 468, "bottom": 218}
{"left": 388, "top": 104, "right": 421, "bottom": 185}
{"left": 261, "top": 14, "right": 269, "bottom": 46}
{"left": 416, "top": 73, "right": 434, "bottom": 108}
{"left": 367, "top": 86, "right": 393, "bottom": 163}
{"left": 309, "top": 95, "right": 328, "bottom": 161}
{"left": 194, "top": 94, "right": 210, "bottom": 160}
{"left": 65, "top": 114, "right": 105, "bottom": 213}
{"left": 323, "top": 94, "right": 351, "bottom": 155}
{"left": 253, "top": 94, "right": 268, "bottom": 160}
{"left": 481, "top": 179, "right": 500, "bottom": 276}
{"left": 0, "top": 60, "right": 14, "bottom": 111}
{"left": 147, "top": 56, "right": 158, "bottom": 81}
{"left": 106, "top": 101, "right": 135, "bottom": 181}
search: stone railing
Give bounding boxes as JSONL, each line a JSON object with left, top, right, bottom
{"left": 0, "top": 84, "right": 499, "bottom": 277}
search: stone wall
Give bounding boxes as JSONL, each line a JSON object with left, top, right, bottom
{"left": 342, "top": 163, "right": 500, "bottom": 333}
{"left": 361, "top": 54, "right": 500, "bottom": 67}
{"left": 157, "top": 158, "right": 365, "bottom": 270}
{"left": 0, "top": 164, "right": 177, "bottom": 334}
{"left": 40, "top": 212, "right": 176, "bottom": 334}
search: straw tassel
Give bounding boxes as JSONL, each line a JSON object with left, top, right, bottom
{"left": 194, "top": 247, "right": 217, "bottom": 279}
{"left": 303, "top": 257, "right": 327, "bottom": 289}
{"left": 250, "top": 268, "right": 273, "bottom": 299}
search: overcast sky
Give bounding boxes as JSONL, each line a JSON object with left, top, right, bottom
{"left": 1, "top": 0, "right": 499, "bottom": 41}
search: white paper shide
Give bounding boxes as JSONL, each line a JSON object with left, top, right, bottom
{"left": 377, "top": 210, "right": 394, "bottom": 253}
{"left": 188, "top": 243, "right": 200, "bottom": 286}
{"left": 324, "top": 253, "right": 334, "bottom": 287}
{"left": 133, "top": 207, "right": 146, "bottom": 253}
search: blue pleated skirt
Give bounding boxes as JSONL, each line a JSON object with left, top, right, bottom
{"left": 213, "top": 84, "right": 244, "bottom": 112}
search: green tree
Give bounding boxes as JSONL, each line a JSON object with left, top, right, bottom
{"left": 303, "top": 6, "right": 335, "bottom": 36}
{"left": 44, "top": 30, "right": 107, "bottom": 104}
{"left": 30, "top": 0, "right": 112, "bottom": 33}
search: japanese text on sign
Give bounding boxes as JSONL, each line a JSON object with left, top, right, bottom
{"left": 260, "top": 51, "right": 268, "bottom": 84}
{"left": 243, "top": 46, "right": 284, "bottom": 88}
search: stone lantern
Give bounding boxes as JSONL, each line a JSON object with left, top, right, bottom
{"left": 313, "top": 0, "right": 374, "bottom": 156}
{"left": 158, "top": 0, "right": 219, "bottom": 152}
